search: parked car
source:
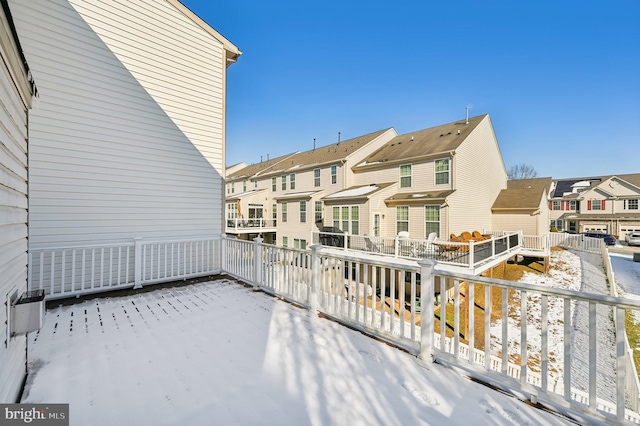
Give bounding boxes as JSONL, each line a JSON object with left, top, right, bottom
{"left": 626, "top": 232, "right": 640, "bottom": 247}
{"left": 582, "top": 232, "right": 617, "bottom": 246}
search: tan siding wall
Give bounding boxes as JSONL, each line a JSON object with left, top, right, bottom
{"left": 0, "top": 6, "right": 30, "bottom": 402}
{"left": 492, "top": 213, "right": 538, "bottom": 235}
{"left": 448, "top": 116, "right": 507, "bottom": 235}
{"left": 11, "top": 0, "right": 228, "bottom": 247}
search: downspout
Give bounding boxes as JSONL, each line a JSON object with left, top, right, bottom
{"left": 341, "top": 159, "right": 347, "bottom": 189}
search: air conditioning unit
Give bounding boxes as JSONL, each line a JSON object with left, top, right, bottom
{"left": 11, "top": 290, "right": 45, "bottom": 335}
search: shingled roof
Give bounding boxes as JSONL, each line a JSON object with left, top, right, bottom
{"left": 227, "top": 152, "right": 298, "bottom": 181}
{"left": 492, "top": 177, "right": 552, "bottom": 210}
{"left": 551, "top": 173, "right": 640, "bottom": 198}
{"left": 355, "top": 114, "right": 488, "bottom": 168}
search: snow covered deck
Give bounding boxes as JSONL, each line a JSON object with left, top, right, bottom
{"left": 22, "top": 279, "right": 573, "bottom": 426}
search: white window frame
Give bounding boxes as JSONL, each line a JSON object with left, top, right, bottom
{"left": 552, "top": 200, "right": 561, "bottom": 210}
{"left": 592, "top": 199, "right": 602, "bottom": 210}
{"left": 290, "top": 174, "right": 296, "bottom": 190}
{"left": 281, "top": 175, "right": 287, "bottom": 191}
{"left": 331, "top": 165, "right": 337, "bottom": 185}
{"left": 272, "top": 177, "right": 277, "bottom": 192}
{"left": 424, "top": 205, "right": 440, "bottom": 237}
{"left": 624, "top": 199, "right": 639, "bottom": 210}
{"left": 400, "top": 164, "right": 412, "bottom": 188}
{"left": 282, "top": 236, "right": 288, "bottom": 247}
{"left": 300, "top": 201, "right": 307, "bottom": 223}
{"left": 315, "top": 201, "right": 323, "bottom": 223}
{"left": 434, "top": 158, "right": 450, "bottom": 185}
{"left": 396, "top": 206, "right": 409, "bottom": 234}
{"left": 314, "top": 168, "right": 321, "bottom": 187}
{"left": 282, "top": 202, "right": 288, "bottom": 222}
{"left": 332, "top": 207, "right": 340, "bottom": 229}
{"left": 351, "top": 206, "right": 359, "bottom": 235}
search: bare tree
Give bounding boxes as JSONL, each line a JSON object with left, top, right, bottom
{"left": 508, "top": 163, "right": 538, "bottom": 180}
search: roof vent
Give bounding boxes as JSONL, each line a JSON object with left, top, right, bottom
{"left": 410, "top": 136, "right": 414, "bottom": 141}
{"left": 457, "top": 130, "right": 461, "bottom": 135}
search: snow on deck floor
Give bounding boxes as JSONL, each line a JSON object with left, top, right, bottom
{"left": 21, "top": 279, "right": 574, "bottom": 426}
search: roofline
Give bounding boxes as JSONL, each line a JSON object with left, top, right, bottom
{"left": 353, "top": 151, "right": 455, "bottom": 172}
{"left": 167, "top": 0, "right": 242, "bottom": 64}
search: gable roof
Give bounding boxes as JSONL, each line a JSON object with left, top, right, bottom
{"left": 354, "top": 114, "right": 488, "bottom": 168}
{"left": 551, "top": 173, "right": 640, "bottom": 198}
{"left": 167, "top": 0, "right": 241, "bottom": 64}
{"left": 227, "top": 152, "right": 298, "bottom": 181}
{"left": 492, "top": 177, "right": 551, "bottom": 210}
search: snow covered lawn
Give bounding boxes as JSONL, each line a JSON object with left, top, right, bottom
{"left": 22, "top": 279, "right": 573, "bottom": 425}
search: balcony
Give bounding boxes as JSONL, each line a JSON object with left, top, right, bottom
{"left": 311, "top": 230, "right": 529, "bottom": 275}
{"left": 27, "top": 234, "right": 640, "bottom": 424}
{"left": 226, "top": 218, "right": 277, "bottom": 234}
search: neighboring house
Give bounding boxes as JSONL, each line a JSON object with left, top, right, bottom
{"left": 548, "top": 174, "right": 640, "bottom": 238}
{"left": 225, "top": 128, "right": 397, "bottom": 247}
{"left": 0, "top": 0, "right": 36, "bottom": 402}
{"left": 492, "top": 177, "right": 551, "bottom": 236}
{"left": 349, "top": 114, "right": 508, "bottom": 240}
{"left": 226, "top": 114, "right": 514, "bottom": 245}
{"left": 10, "top": 0, "right": 239, "bottom": 248}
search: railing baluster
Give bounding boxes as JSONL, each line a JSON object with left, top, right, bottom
{"left": 440, "top": 277, "right": 446, "bottom": 352}
{"left": 520, "top": 290, "right": 527, "bottom": 385}
{"left": 564, "top": 297, "right": 571, "bottom": 402}
{"left": 468, "top": 281, "right": 474, "bottom": 365}
{"left": 50, "top": 251, "right": 55, "bottom": 295}
{"left": 616, "top": 306, "right": 625, "bottom": 421}
{"left": 389, "top": 268, "right": 396, "bottom": 335}
{"left": 71, "top": 250, "right": 76, "bottom": 292}
{"left": 399, "top": 272, "right": 406, "bottom": 338}
{"left": 484, "top": 283, "right": 491, "bottom": 370}
{"left": 541, "top": 294, "right": 548, "bottom": 393}
{"left": 454, "top": 279, "right": 460, "bottom": 358}
{"left": 61, "top": 251, "right": 66, "bottom": 294}
{"left": 502, "top": 287, "right": 508, "bottom": 375}
{"left": 410, "top": 272, "right": 416, "bottom": 341}
{"left": 589, "top": 301, "right": 597, "bottom": 411}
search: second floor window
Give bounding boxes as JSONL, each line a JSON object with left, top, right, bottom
{"left": 624, "top": 199, "right": 639, "bottom": 210}
{"left": 435, "top": 159, "right": 449, "bottom": 185}
{"left": 315, "top": 201, "right": 323, "bottom": 223}
{"left": 272, "top": 177, "right": 277, "bottom": 192}
{"left": 589, "top": 199, "right": 603, "bottom": 210}
{"left": 300, "top": 201, "right": 306, "bottom": 223}
{"left": 552, "top": 200, "right": 561, "bottom": 210}
{"left": 231, "top": 183, "right": 235, "bottom": 194}
{"left": 314, "top": 168, "right": 321, "bottom": 187}
{"left": 281, "top": 175, "right": 287, "bottom": 190}
{"left": 397, "top": 206, "right": 409, "bottom": 234}
{"left": 290, "top": 174, "right": 296, "bottom": 190}
{"left": 282, "top": 202, "right": 288, "bottom": 222}
{"left": 569, "top": 200, "right": 578, "bottom": 210}
{"left": 400, "top": 164, "right": 412, "bottom": 188}
{"left": 243, "top": 180, "right": 247, "bottom": 192}
{"left": 272, "top": 204, "right": 277, "bottom": 223}
{"left": 331, "top": 165, "right": 337, "bottom": 184}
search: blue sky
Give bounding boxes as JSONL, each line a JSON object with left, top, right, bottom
{"left": 182, "top": 1, "right": 639, "bottom": 179}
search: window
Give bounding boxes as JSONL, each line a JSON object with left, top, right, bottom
{"left": 550, "top": 219, "right": 563, "bottom": 231}
{"left": 314, "top": 168, "right": 321, "bottom": 187}
{"left": 400, "top": 164, "right": 412, "bottom": 188}
{"left": 435, "top": 159, "right": 450, "bottom": 185}
{"left": 625, "top": 199, "right": 639, "bottom": 210}
{"left": 331, "top": 165, "right": 337, "bottom": 184}
{"left": 226, "top": 203, "right": 238, "bottom": 219}
{"left": 315, "top": 201, "right": 323, "bottom": 223}
{"left": 272, "top": 203, "right": 277, "bottom": 225}
{"left": 552, "top": 200, "right": 561, "bottom": 210}
{"left": 425, "top": 206, "right": 440, "bottom": 237}
{"left": 341, "top": 206, "right": 349, "bottom": 232}
{"left": 332, "top": 207, "right": 340, "bottom": 229}
{"left": 254, "top": 181, "right": 258, "bottom": 189}
{"left": 290, "top": 174, "right": 296, "bottom": 190}
{"left": 281, "top": 175, "right": 287, "bottom": 190}
{"left": 231, "top": 183, "right": 235, "bottom": 194}
{"left": 282, "top": 202, "right": 288, "bottom": 222}
{"left": 351, "top": 206, "right": 359, "bottom": 235}
{"left": 282, "top": 236, "right": 288, "bottom": 247}
{"left": 294, "top": 239, "right": 307, "bottom": 250}
{"left": 397, "top": 206, "right": 409, "bottom": 234}
{"left": 569, "top": 200, "right": 577, "bottom": 210}
{"left": 591, "top": 199, "right": 603, "bottom": 210}
{"left": 300, "top": 201, "right": 307, "bottom": 223}
{"left": 226, "top": 184, "right": 230, "bottom": 195}
{"left": 272, "top": 177, "right": 277, "bottom": 192}
{"left": 243, "top": 180, "right": 247, "bottom": 192}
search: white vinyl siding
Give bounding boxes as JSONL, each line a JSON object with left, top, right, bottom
{"left": 10, "top": 0, "right": 231, "bottom": 247}
{"left": 0, "top": 6, "right": 32, "bottom": 402}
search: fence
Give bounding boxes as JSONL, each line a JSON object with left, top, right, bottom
{"left": 221, "top": 236, "right": 640, "bottom": 425}
{"left": 29, "top": 237, "right": 222, "bottom": 300}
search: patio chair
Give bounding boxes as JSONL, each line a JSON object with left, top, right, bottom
{"left": 364, "top": 234, "right": 383, "bottom": 253}
{"left": 472, "top": 231, "right": 490, "bottom": 241}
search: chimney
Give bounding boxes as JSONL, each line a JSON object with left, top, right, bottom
{"left": 465, "top": 106, "right": 469, "bottom": 124}
{"left": 267, "top": 153, "right": 269, "bottom": 161}
{"left": 313, "top": 138, "right": 316, "bottom": 150}
{"left": 338, "top": 132, "right": 341, "bottom": 144}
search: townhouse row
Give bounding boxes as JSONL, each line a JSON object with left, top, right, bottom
{"left": 226, "top": 117, "right": 640, "bottom": 245}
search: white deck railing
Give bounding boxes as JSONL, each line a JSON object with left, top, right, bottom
{"left": 311, "top": 230, "right": 522, "bottom": 271}
{"left": 225, "top": 218, "right": 277, "bottom": 233}
{"left": 27, "top": 233, "right": 640, "bottom": 424}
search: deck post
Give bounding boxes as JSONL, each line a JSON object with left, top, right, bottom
{"left": 309, "top": 244, "right": 322, "bottom": 314}
{"left": 133, "top": 237, "right": 143, "bottom": 289}
{"left": 418, "top": 258, "right": 437, "bottom": 362}
{"left": 220, "top": 234, "right": 227, "bottom": 273}
{"left": 253, "top": 237, "right": 264, "bottom": 288}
